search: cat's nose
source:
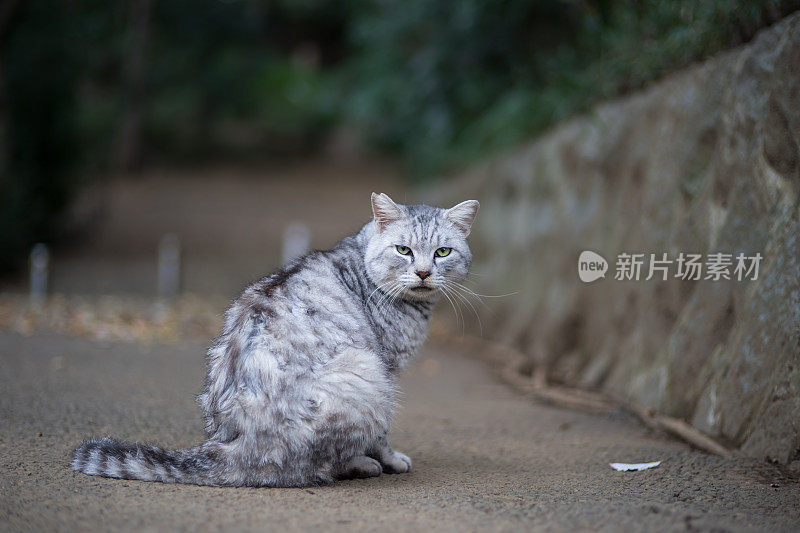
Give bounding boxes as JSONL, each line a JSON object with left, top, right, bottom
{"left": 416, "top": 271, "right": 431, "bottom": 280}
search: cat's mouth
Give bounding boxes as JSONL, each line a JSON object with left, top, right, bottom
{"left": 410, "top": 285, "right": 435, "bottom": 292}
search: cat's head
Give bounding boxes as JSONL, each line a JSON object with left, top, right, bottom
{"left": 365, "top": 193, "right": 479, "bottom": 302}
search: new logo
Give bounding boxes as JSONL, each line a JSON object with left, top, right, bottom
{"left": 578, "top": 251, "right": 608, "bottom": 283}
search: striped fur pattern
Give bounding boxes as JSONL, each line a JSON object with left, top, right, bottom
{"left": 72, "top": 193, "right": 479, "bottom": 487}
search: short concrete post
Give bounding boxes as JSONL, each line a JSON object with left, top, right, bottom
{"left": 157, "top": 233, "right": 181, "bottom": 298}
{"left": 29, "top": 243, "right": 49, "bottom": 309}
{"left": 281, "top": 221, "right": 311, "bottom": 264}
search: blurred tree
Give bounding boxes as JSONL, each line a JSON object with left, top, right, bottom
{"left": 0, "top": 0, "right": 83, "bottom": 271}
{"left": 141, "top": 0, "right": 339, "bottom": 161}
{"left": 0, "top": 0, "right": 24, "bottom": 180}
{"left": 114, "top": 0, "right": 155, "bottom": 172}
{"left": 1, "top": 0, "right": 798, "bottom": 273}
{"left": 342, "top": 0, "right": 800, "bottom": 176}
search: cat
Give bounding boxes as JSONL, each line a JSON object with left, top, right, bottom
{"left": 71, "top": 193, "right": 479, "bottom": 487}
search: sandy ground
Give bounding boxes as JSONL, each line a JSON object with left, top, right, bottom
{"left": 1, "top": 332, "right": 799, "bottom": 532}
{"left": 2, "top": 161, "right": 799, "bottom": 531}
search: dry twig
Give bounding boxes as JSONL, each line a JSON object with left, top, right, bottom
{"left": 437, "top": 329, "right": 736, "bottom": 459}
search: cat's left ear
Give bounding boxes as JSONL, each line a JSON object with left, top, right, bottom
{"left": 371, "top": 192, "right": 405, "bottom": 232}
{"left": 445, "top": 200, "right": 480, "bottom": 236}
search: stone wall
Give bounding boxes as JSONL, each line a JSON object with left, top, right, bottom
{"left": 441, "top": 14, "right": 800, "bottom": 462}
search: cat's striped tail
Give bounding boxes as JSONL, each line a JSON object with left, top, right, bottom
{"left": 71, "top": 437, "right": 223, "bottom": 486}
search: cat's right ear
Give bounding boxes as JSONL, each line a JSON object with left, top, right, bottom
{"left": 371, "top": 192, "right": 404, "bottom": 232}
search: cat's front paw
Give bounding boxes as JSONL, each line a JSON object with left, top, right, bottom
{"left": 338, "top": 455, "right": 383, "bottom": 480}
{"left": 380, "top": 450, "right": 412, "bottom": 474}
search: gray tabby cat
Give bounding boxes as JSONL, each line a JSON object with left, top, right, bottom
{"left": 72, "top": 193, "right": 479, "bottom": 487}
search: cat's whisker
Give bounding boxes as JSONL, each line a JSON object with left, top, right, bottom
{"left": 383, "top": 281, "right": 408, "bottom": 309}
{"left": 373, "top": 279, "right": 405, "bottom": 305}
{"left": 448, "top": 282, "right": 497, "bottom": 322}
{"left": 368, "top": 282, "right": 395, "bottom": 312}
{"left": 386, "top": 286, "right": 404, "bottom": 307}
{"left": 438, "top": 285, "right": 464, "bottom": 333}
{"left": 441, "top": 277, "right": 489, "bottom": 310}
{"left": 448, "top": 285, "right": 488, "bottom": 323}
{"left": 381, "top": 284, "right": 405, "bottom": 312}
{"left": 367, "top": 282, "right": 389, "bottom": 303}
{"left": 443, "top": 280, "right": 489, "bottom": 309}
{"left": 444, "top": 276, "right": 517, "bottom": 299}
{"left": 442, "top": 283, "right": 482, "bottom": 336}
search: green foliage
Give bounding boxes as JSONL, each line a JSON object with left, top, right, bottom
{"left": 343, "top": 0, "right": 799, "bottom": 176}
{"left": 1, "top": 0, "right": 796, "bottom": 271}
{"left": 98, "top": 0, "right": 327, "bottom": 161}
{"left": 143, "top": 0, "right": 338, "bottom": 159}
{"left": 0, "top": 0, "right": 340, "bottom": 271}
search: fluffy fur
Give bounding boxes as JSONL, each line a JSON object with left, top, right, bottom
{"left": 72, "top": 193, "right": 479, "bottom": 487}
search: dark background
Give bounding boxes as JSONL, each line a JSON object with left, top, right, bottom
{"left": 1, "top": 0, "right": 798, "bottom": 277}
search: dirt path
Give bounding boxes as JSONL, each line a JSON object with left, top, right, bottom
{"left": 0, "top": 159, "right": 405, "bottom": 298}
{"left": 1, "top": 332, "right": 799, "bottom": 532}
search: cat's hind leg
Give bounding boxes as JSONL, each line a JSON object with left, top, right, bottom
{"left": 368, "top": 433, "right": 412, "bottom": 474}
{"left": 305, "top": 347, "right": 397, "bottom": 481}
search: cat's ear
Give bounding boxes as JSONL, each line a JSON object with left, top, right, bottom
{"left": 445, "top": 200, "right": 480, "bottom": 236}
{"left": 371, "top": 192, "right": 404, "bottom": 232}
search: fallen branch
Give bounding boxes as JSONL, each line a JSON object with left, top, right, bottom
{"left": 438, "top": 331, "right": 736, "bottom": 459}
{"left": 637, "top": 409, "right": 735, "bottom": 459}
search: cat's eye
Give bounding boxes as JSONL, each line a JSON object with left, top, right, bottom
{"left": 435, "top": 247, "right": 451, "bottom": 257}
{"left": 396, "top": 245, "right": 412, "bottom": 255}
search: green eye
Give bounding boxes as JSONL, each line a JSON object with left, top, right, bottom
{"left": 396, "top": 245, "right": 412, "bottom": 255}
{"left": 435, "top": 247, "right": 451, "bottom": 257}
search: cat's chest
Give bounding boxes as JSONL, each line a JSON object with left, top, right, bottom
{"left": 368, "top": 305, "right": 431, "bottom": 369}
